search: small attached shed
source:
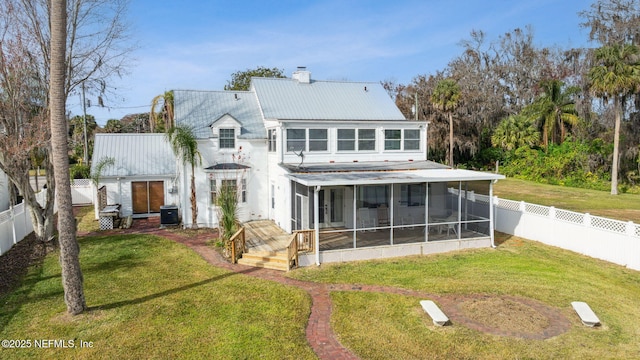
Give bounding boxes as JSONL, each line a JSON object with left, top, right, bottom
{"left": 91, "top": 133, "right": 179, "bottom": 219}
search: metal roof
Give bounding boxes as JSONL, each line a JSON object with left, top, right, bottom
{"left": 287, "top": 168, "right": 505, "bottom": 187}
{"left": 173, "top": 90, "right": 265, "bottom": 139}
{"left": 252, "top": 77, "right": 406, "bottom": 121}
{"left": 91, "top": 134, "right": 176, "bottom": 177}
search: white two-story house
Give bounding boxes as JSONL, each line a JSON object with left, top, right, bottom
{"left": 170, "top": 68, "right": 503, "bottom": 265}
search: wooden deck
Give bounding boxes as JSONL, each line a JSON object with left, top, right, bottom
{"left": 244, "top": 220, "right": 292, "bottom": 253}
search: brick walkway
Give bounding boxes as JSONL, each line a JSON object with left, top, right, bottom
{"left": 89, "top": 217, "right": 571, "bottom": 359}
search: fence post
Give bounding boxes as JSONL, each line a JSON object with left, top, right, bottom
{"left": 520, "top": 201, "right": 526, "bottom": 212}
{"left": 549, "top": 206, "right": 556, "bottom": 219}
{"left": 10, "top": 205, "right": 17, "bottom": 245}
{"left": 583, "top": 213, "right": 591, "bottom": 227}
{"left": 627, "top": 221, "right": 636, "bottom": 237}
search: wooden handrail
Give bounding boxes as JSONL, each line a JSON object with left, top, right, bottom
{"left": 286, "top": 229, "right": 315, "bottom": 270}
{"left": 229, "top": 227, "right": 245, "bottom": 264}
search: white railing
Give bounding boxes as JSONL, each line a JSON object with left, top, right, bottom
{"left": 0, "top": 202, "right": 34, "bottom": 256}
{"left": 493, "top": 197, "right": 640, "bottom": 271}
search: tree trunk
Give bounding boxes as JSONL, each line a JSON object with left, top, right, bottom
{"left": 448, "top": 112, "right": 454, "bottom": 166}
{"left": 50, "top": 0, "right": 86, "bottom": 315}
{"left": 611, "top": 97, "right": 621, "bottom": 195}
{"left": 190, "top": 163, "right": 198, "bottom": 229}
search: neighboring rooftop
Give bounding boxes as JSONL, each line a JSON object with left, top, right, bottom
{"left": 91, "top": 134, "right": 176, "bottom": 177}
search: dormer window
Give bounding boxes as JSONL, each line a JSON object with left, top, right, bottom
{"left": 219, "top": 128, "right": 235, "bottom": 149}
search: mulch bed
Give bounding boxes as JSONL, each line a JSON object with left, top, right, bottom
{"left": 0, "top": 233, "right": 57, "bottom": 297}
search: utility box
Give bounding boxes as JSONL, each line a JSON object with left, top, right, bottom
{"left": 160, "top": 205, "right": 179, "bottom": 226}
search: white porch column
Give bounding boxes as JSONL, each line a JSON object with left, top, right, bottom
{"left": 314, "top": 186, "right": 321, "bottom": 266}
{"left": 389, "top": 183, "right": 394, "bottom": 245}
{"left": 424, "top": 182, "right": 429, "bottom": 242}
{"left": 489, "top": 180, "right": 496, "bottom": 248}
{"left": 457, "top": 182, "right": 462, "bottom": 240}
{"left": 353, "top": 185, "right": 357, "bottom": 247}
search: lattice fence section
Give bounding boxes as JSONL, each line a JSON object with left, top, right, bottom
{"left": 474, "top": 194, "right": 491, "bottom": 204}
{"left": 590, "top": 215, "right": 627, "bottom": 234}
{"left": 636, "top": 224, "right": 640, "bottom": 238}
{"left": 0, "top": 210, "right": 11, "bottom": 223}
{"left": 525, "top": 203, "right": 549, "bottom": 216}
{"left": 71, "top": 178, "right": 92, "bottom": 187}
{"left": 555, "top": 209, "right": 584, "bottom": 224}
{"left": 496, "top": 198, "right": 521, "bottom": 211}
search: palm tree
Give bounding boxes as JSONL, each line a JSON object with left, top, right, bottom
{"left": 166, "top": 125, "right": 201, "bottom": 228}
{"left": 431, "top": 78, "right": 461, "bottom": 166}
{"left": 523, "top": 79, "right": 580, "bottom": 148}
{"left": 150, "top": 91, "right": 174, "bottom": 133}
{"left": 491, "top": 115, "right": 540, "bottom": 151}
{"left": 588, "top": 44, "right": 640, "bottom": 195}
{"left": 50, "top": 0, "right": 86, "bottom": 315}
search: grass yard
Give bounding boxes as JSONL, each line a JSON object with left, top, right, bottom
{"left": 0, "top": 234, "right": 315, "bottom": 359}
{"left": 494, "top": 177, "right": 640, "bottom": 222}
{"left": 289, "top": 234, "right": 640, "bottom": 359}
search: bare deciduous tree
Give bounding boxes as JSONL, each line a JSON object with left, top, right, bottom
{"left": 0, "top": 0, "right": 133, "bottom": 242}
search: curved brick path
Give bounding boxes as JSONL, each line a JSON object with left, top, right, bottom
{"left": 85, "top": 220, "right": 571, "bottom": 359}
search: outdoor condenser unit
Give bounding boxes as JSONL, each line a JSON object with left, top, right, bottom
{"left": 160, "top": 205, "right": 179, "bottom": 226}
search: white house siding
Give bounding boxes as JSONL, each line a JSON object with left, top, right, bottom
{"left": 187, "top": 138, "right": 269, "bottom": 228}
{"left": 97, "top": 176, "right": 179, "bottom": 218}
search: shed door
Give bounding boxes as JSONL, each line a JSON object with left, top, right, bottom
{"left": 132, "top": 181, "right": 165, "bottom": 214}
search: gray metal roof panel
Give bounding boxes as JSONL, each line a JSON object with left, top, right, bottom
{"left": 173, "top": 90, "right": 266, "bottom": 139}
{"left": 91, "top": 134, "right": 177, "bottom": 177}
{"left": 287, "top": 168, "right": 504, "bottom": 187}
{"left": 252, "top": 78, "right": 406, "bottom": 121}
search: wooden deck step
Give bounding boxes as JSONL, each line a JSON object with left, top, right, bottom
{"left": 238, "top": 251, "right": 290, "bottom": 271}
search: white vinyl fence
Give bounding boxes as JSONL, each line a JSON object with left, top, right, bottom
{"left": 0, "top": 202, "right": 34, "bottom": 256}
{"left": 493, "top": 197, "right": 640, "bottom": 271}
{"left": 0, "top": 180, "right": 91, "bottom": 257}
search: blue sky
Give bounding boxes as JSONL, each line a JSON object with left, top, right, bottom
{"left": 69, "top": 0, "right": 595, "bottom": 126}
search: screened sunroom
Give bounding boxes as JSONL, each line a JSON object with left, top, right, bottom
{"left": 285, "top": 162, "right": 504, "bottom": 265}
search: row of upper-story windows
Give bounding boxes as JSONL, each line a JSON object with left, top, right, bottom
{"left": 277, "top": 128, "right": 421, "bottom": 153}
{"left": 220, "top": 127, "right": 421, "bottom": 153}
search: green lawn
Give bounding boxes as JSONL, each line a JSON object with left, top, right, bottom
{"left": 494, "top": 177, "right": 640, "bottom": 222}
{"left": 289, "top": 234, "right": 640, "bottom": 359}
{"left": 0, "top": 234, "right": 315, "bottom": 359}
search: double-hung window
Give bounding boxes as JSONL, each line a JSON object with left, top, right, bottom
{"left": 337, "top": 129, "right": 355, "bottom": 151}
{"left": 219, "top": 128, "right": 235, "bottom": 149}
{"left": 358, "top": 129, "right": 376, "bottom": 151}
{"left": 210, "top": 179, "right": 244, "bottom": 205}
{"left": 309, "top": 129, "right": 327, "bottom": 151}
{"left": 286, "top": 129, "right": 306, "bottom": 152}
{"left": 404, "top": 129, "right": 420, "bottom": 150}
{"left": 384, "top": 130, "right": 402, "bottom": 150}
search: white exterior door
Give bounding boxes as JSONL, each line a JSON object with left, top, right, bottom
{"left": 318, "top": 188, "right": 345, "bottom": 228}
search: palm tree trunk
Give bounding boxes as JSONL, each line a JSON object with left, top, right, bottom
{"left": 611, "top": 97, "right": 621, "bottom": 195}
{"left": 50, "top": 0, "right": 86, "bottom": 315}
{"left": 448, "top": 112, "right": 454, "bottom": 166}
{"left": 190, "top": 163, "right": 198, "bottom": 229}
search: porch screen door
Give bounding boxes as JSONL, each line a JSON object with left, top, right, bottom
{"left": 318, "top": 188, "right": 344, "bottom": 228}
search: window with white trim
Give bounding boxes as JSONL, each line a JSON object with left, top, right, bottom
{"left": 358, "top": 129, "right": 376, "bottom": 151}
{"left": 384, "top": 130, "right": 401, "bottom": 150}
{"left": 286, "top": 129, "right": 306, "bottom": 152}
{"left": 404, "top": 129, "right": 420, "bottom": 150}
{"left": 337, "top": 129, "right": 355, "bottom": 151}
{"left": 268, "top": 129, "right": 277, "bottom": 152}
{"left": 309, "top": 129, "right": 328, "bottom": 151}
{"left": 219, "top": 128, "right": 235, "bottom": 149}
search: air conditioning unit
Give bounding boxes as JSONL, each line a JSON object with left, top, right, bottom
{"left": 160, "top": 205, "right": 179, "bottom": 226}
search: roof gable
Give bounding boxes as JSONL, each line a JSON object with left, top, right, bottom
{"left": 174, "top": 90, "right": 265, "bottom": 139}
{"left": 91, "top": 134, "right": 176, "bottom": 177}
